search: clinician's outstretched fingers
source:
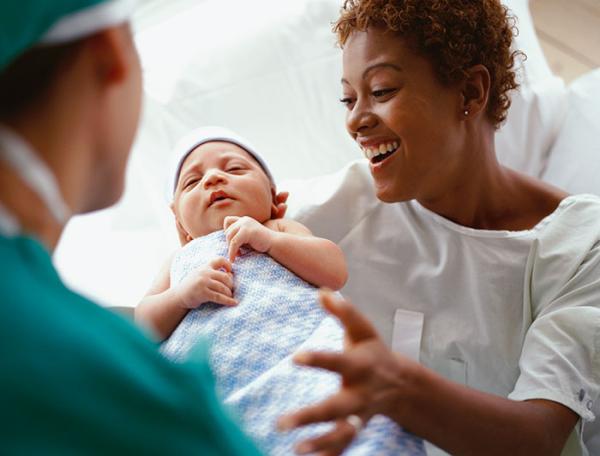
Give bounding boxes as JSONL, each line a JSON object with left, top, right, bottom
{"left": 319, "top": 290, "right": 378, "bottom": 344}
{"left": 278, "top": 390, "right": 364, "bottom": 431}
{"left": 292, "top": 350, "right": 363, "bottom": 379}
{"left": 294, "top": 419, "right": 358, "bottom": 455}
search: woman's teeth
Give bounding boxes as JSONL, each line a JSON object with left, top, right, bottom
{"left": 361, "top": 141, "right": 399, "bottom": 163}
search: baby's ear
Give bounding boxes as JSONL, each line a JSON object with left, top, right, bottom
{"left": 171, "top": 205, "right": 193, "bottom": 246}
{"left": 175, "top": 218, "right": 193, "bottom": 246}
{"left": 271, "top": 187, "right": 289, "bottom": 219}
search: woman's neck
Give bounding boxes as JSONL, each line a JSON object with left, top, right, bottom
{"left": 416, "top": 126, "right": 566, "bottom": 231}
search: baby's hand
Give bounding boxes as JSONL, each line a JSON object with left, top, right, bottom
{"left": 175, "top": 257, "right": 237, "bottom": 309}
{"left": 223, "top": 216, "right": 276, "bottom": 262}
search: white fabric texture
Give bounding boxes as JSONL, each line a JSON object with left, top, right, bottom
{"left": 290, "top": 161, "right": 600, "bottom": 456}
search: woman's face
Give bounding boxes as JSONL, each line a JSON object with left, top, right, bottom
{"left": 341, "top": 27, "right": 466, "bottom": 203}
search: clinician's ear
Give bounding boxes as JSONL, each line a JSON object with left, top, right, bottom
{"left": 170, "top": 203, "right": 193, "bottom": 246}
{"left": 460, "top": 64, "right": 491, "bottom": 119}
{"left": 86, "top": 25, "right": 131, "bottom": 86}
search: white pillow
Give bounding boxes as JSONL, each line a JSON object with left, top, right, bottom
{"left": 540, "top": 69, "right": 600, "bottom": 194}
{"left": 494, "top": 0, "right": 567, "bottom": 177}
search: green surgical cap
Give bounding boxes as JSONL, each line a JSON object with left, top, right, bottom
{"left": 0, "top": 0, "right": 136, "bottom": 71}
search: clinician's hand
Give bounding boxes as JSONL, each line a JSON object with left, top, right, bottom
{"left": 278, "top": 291, "right": 421, "bottom": 455}
{"left": 223, "top": 216, "right": 276, "bottom": 262}
{"left": 175, "top": 256, "right": 237, "bottom": 309}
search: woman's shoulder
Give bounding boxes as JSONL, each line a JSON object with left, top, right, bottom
{"left": 536, "top": 193, "right": 600, "bottom": 240}
{"left": 527, "top": 193, "right": 600, "bottom": 312}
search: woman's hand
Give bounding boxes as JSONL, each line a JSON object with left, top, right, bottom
{"left": 278, "top": 291, "right": 420, "bottom": 455}
{"left": 224, "top": 216, "right": 277, "bottom": 262}
{"left": 174, "top": 256, "right": 237, "bottom": 308}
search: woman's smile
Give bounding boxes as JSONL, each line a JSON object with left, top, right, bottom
{"left": 359, "top": 140, "right": 400, "bottom": 164}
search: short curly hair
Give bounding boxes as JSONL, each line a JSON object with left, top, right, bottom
{"left": 334, "top": 0, "right": 522, "bottom": 128}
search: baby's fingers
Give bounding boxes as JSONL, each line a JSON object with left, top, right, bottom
{"left": 208, "top": 279, "right": 234, "bottom": 298}
{"left": 227, "top": 232, "right": 246, "bottom": 263}
{"left": 207, "top": 287, "right": 238, "bottom": 307}
{"left": 211, "top": 269, "right": 234, "bottom": 290}
{"left": 209, "top": 256, "right": 233, "bottom": 273}
{"left": 223, "top": 216, "right": 240, "bottom": 230}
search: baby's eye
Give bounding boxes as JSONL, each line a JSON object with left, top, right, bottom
{"left": 226, "top": 166, "right": 244, "bottom": 173}
{"left": 339, "top": 97, "right": 355, "bottom": 109}
{"left": 184, "top": 178, "right": 200, "bottom": 189}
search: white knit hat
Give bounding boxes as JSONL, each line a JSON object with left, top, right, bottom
{"left": 167, "top": 126, "right": 275, "bottom": 201}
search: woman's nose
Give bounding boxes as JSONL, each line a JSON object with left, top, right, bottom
{"left": 202, "top": 169, "right": 227, "bottom": 188}
{"left": 346, "top": 100, "right": 378, "bottom": 135}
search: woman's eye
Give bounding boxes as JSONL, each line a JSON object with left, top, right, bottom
{"left": 372, "top": 88, "right": 395, "bottom": 98}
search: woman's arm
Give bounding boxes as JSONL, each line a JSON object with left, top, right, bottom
{"left": 279, "top": 292, "right": 578, "bottom": 456}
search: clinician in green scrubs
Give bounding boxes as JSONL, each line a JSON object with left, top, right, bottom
{"left": 0, "top": 1, "right": 261, "bottom": 454}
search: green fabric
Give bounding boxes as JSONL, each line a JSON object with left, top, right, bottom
{"left": 0, "top": 0, "right": 104, "bottom": 70}
{"left": 0, "top": 234, "right": 262, "bottom": 455}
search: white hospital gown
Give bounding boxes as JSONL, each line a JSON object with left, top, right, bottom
{"left": 291, "top": 161, "right": 600, "bottom": 455}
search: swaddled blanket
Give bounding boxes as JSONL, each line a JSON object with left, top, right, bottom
{"left": 162, "top": 230, "right": 424, "bottom": 456}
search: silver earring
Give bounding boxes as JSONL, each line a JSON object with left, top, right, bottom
{"left": 464, "top": 110, "right": 469, "bottom": 116}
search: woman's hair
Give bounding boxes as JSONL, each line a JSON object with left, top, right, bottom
{"left": 334, "top": 0, "right": 522, "bottom": 128}
{"left": 0, "top": 40, "right": 84, "bottom": 120}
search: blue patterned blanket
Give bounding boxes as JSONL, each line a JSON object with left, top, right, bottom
{"left": 161, "top": 230, "right": 424, "bottom": 455}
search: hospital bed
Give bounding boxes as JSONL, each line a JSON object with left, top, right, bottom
{"left": 52, "top": 0, "right": 600, "bottom": 453}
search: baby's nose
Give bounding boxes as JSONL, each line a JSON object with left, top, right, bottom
{"left": 203, "top": 169, "right": 226, "bottom": 187}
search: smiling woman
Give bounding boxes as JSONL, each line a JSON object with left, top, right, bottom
{"left": 278, "top": 1, "right": 600, "bottom": 455}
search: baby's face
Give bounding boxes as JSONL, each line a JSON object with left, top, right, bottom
{"left": 172, "top": 141, "right": 274, "bottom": 239}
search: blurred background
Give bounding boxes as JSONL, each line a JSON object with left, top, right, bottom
{"left": 531, "top": 0, "right": 600, "bottom": 82}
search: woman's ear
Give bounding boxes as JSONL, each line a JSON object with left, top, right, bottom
{"left": 170, "top": 202, "right": 193, "bottom": 246}
{"left": 461, "top": 64, "right": 491, "bottom": 119}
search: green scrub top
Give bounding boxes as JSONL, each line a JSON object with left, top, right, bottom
{"left": 0, "top": 234, "right": 262, "bottom": 455}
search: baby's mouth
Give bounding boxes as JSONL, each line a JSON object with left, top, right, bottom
{"left": 362, "top": 141, "right": 400, "bottom": 164}
{"left": 209, "top": 190, "right": 232, "bottom": 207}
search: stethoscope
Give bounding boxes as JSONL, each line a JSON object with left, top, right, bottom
{"left": 0, "top": 125, "right": 70, "bottom": 237}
